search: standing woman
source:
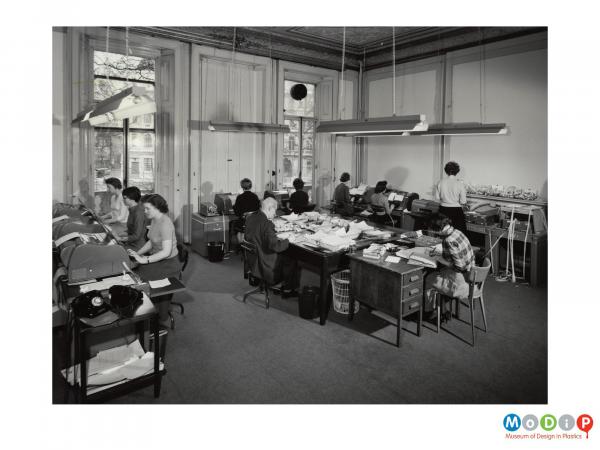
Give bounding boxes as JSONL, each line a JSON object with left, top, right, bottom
{"left": 128, "top": 194, "right": 180, "bottom": 323}
{"left": 435, "top": 161, "right": 468, "bottom": 235}
{"left": 101, "top": 177, "right": 129, "bottom": 225}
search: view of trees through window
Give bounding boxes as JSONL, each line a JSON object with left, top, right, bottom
{"left": 282, "top": 81, "right": 315, "bottom": 192}
{"left": 92, "top": 51, "right": 156, "bottom": 194}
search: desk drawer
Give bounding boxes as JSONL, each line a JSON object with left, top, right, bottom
{"left": 402, "top": 297, "right": 421, "bottom": 316}
{"left": 402, "top": 284, "right": 422, "bottom": 300}
{"left": 402, "top": 270, "right": 423, "bottom": 285}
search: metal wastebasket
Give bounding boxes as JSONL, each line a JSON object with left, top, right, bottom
{"left": 207, "top": 241, "right": 225, "bottom": 262}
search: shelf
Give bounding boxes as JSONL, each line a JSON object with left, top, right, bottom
{"left": 467, "top": 193, "right": 547, "bottom": 207}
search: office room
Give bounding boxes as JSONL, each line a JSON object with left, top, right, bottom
{"left": 7, "top": 1, "right": 594, "bottom": 448}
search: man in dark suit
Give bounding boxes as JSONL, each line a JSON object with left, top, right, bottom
{"left": 244, "top": 197, "right": 299, "bottom": 297}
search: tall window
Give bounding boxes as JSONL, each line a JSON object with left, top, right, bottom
{"left": 282, "top": 81, "right": 315, "bottom": 192}
{"left": 92, "top": 50, "right": 156, "bottom": 194}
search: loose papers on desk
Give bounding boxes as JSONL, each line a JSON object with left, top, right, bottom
{"left": 62, "top": 340, "right": 163, "bottom": 388}
{"left": 363, "top": 243, "right": 387, "bottom": 259}
{"left": 281, "top": 212, "right": 301, "bottom": 222}
{"left": 396, "top": 246, "right": 438, "bottom": 268}
{"left": 349, "top": 184, "right": 368, "bottom": 196}
{"left": 79, "top": 274, "right": 136, "bottom": 293}
{"left": 149, "top": 278, "right": 171, "bottom": 289}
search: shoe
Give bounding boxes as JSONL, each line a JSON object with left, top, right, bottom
{"left": 281, "top": 289, "right": 299, "bottom": 299}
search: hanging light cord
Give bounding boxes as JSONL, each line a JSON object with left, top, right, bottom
{"left": 339, "top": 27, "right": 346, "bottom": 120}
{"left": 125, "top": 27, "right": 129, "bottom": 83}
{"left": 479, "top": 28, "right": 484, "bottom": 124}
{"left": 392, "top": 26, "right": 396, "bottom": 116}
{"left": 105, "top": 27, "right": 110, "bottom": 81}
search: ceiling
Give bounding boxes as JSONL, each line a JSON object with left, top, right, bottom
{"left": 130, "top": 26, "right": 546, "bottom": 71}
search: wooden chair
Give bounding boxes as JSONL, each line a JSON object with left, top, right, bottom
{"left": 434, "top": 258, "right": 491, "bottom": 346}
{"left": 168, "top": 243, "right": 189, "bottom": 330}
{"left": 241, "top": 239, "right": 271, "bottom": 308}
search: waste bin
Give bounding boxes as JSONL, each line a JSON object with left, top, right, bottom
{"left": 207, "top": 241, "right": 225, "bottom": 262}
{"left": 298, "top": 286, "right": 319, "bottom": 319}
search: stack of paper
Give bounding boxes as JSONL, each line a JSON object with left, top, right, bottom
{"left": 349, "top": 184, "right": 368, "bottom": 196}
{"left": 363, "top": 243, "right": 386, "bottom": 259}
{"left": 281, "top": 213, "right": 301, "bottom": 222}
{"left": 396, "top": 247, "right": 438, "bottom": 268}
{"left": 62, "top": 340, "right": 163, "bottom": 389}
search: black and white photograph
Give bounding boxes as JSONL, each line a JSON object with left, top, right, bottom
{"left": 3, "top": 1, "right": 599, "bottom": 449}
{"left": 51, "top": 24, "right": 548, "bottom": 405}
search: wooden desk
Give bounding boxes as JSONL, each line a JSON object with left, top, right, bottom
{"left": 347, "top": 251, "right": 424, "bottom": 347}
{"left": 285, "top": 225, "right": 403, "bottom": 326}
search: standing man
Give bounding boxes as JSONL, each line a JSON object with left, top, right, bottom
{"left": 435, "top": 161, "right": 468, "bottom": 235}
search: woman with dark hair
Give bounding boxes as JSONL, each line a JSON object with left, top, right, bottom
{"left": 333, "top": 172, "right": 353, "bottom": 216}
{"left": 117, "top": 186, "right": 148, "bottom": 250}
{"left": 289, "top": 178, "right": 309, "bottom": 214}
{"left": 233, "top": 178, "right": 260, "bottom": 217}
{"left": 423, "top": 213, "right": 475, "bottom": 320}
{"left": 370, "top": 180, "right": 391, "bottom": 223}
{"left": 128, "top": 194, "right": 180, "bottom": 323}
{"left": 101, "top": 177, "right": 128, "bottom": 225}
{"left": 435, "top": 161, "right": 468, "bottom": 235}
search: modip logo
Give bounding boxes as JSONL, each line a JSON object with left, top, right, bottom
{"left": 503, "top": 413, "right": 593, "bottom": 440}
{"left": 503, "top": 414, "right": 521, "bottom": 432}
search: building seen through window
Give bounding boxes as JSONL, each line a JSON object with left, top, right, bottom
{"left": 282, "top": 80, "right": 315, "bottom": 195}
{"left": 92, "top": 50, "right": 156, "bottom": 195}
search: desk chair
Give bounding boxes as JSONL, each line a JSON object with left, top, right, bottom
{"left": 434, "top": 258, "right": 491, "bottom": 346}
{"left": 241, "top": 239, "right": 271, "bottom": 308}
{"left": 168, "top": 243, "right": 189, "bottom": 330}
{"left": 329, "top": 200, "right": 339, "bottom": 214}
{"left": 370, "top": 205, "right": 395, "bottom": 227}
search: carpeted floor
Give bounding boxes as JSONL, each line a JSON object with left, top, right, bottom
{"left": 53, "top": 249, "right": 547, "bottom": 404}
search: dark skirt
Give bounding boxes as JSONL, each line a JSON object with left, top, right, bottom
{"left": 136, "top": 255, "right": 182, "bottom": 282}
{"left": 439, "top": 206, "right": 467, "bottom": 236}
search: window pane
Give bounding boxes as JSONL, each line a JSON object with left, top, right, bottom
{"left": 94, "top": 51, "right": 155, "bottom": 82}
{"left": 300, "top": 119, "right": 314, "bottom": 186}
{"left": 283, "top": 119, "right": 300, "bottom": 188}
{"left": 128, "top": 131, "right": 155, "bottom": 192}
{"left": 93, "top": 79, "right": 155, "bottom": 128}
{"left": 283, "top": 80, "right": 315, "bottom": 117}
{"left": 93, "top": 130, "right": 124, "bottom": 194}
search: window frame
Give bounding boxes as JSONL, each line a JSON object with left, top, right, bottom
{"left": 282, "top": 114, "right": 316, "bottom": 189}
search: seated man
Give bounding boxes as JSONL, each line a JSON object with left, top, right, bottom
{"left": 423, "top": 213, "right": 475, "bottom": 320}
{"left": 244, "top": 197, "right": 299, "bottom": 297}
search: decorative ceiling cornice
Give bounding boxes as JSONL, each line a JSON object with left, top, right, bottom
{"left": 128, "top": 26, "right": 547, "bottom": 71}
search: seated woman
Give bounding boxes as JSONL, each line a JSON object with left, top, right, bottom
{"left": 100, "top": 177, "right": 128, "bottom": 227}
{"left": 333, "top": 172, "right": 354, "bottom": 216}
{"left": 289, "top": 178, "right": 309, "bottom": 214}
{"left": 117, "top": 186, "right": 148, "bottom": 251}
{"left": 128, "top": 194, "right": 180, "bottom": 324}
{"left": 370, "top": 180, "right": 391, "bottom": 223}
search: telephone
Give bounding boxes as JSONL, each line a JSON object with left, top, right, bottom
{"left": 70, "top": 290, "right": 111, "bottom": 319}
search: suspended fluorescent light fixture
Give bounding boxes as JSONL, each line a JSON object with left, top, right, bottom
{"left": 407, "top": 122, "right": 507, "bottom": 136}
{"left": 208, "top": 120, "right": 290, "bottom": 133}
{"left": 72, "top": 86, "right": 156, "bottom": 126}
{"left": 317, "top": 26, "right": 427, "bottom": 136}
{"left": 317, "top": 115, "right": 428, "bottom": 135}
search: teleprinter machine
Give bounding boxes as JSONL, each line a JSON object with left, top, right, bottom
{"left": 410, "top": 199, "right": 440, "bottom": 215}
{"left": 60, "top": 243, "right": 132, "bottom": 284}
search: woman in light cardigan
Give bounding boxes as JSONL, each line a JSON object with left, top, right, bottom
{"left": 101, "top": 177, "right": 129, "bottom": 225}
